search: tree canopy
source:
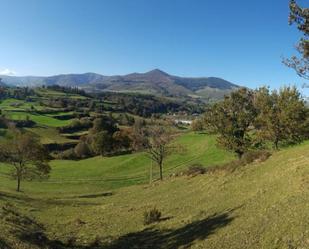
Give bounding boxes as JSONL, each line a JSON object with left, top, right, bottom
{"left": 284, "top": 0, "right": 309, "bottom": 79}
{"left": 205, "top": 88, "right": 256, "bottom": 158}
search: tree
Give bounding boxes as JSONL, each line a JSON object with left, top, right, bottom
{"left": 86, "top": 115, "right": 120, "bottom": 156}
{"left": 91, "top": 116, "right": 118, "bottom": 134}
{"left": 191, "top": 118, "right": 204, "bottom": 132}
{"left": 74, "top": 140, "right": 91, "bottom": 158}
{"left": 112, "top": 130, "right": 132, "bottom": 152}
{"left": 144, "top": 126, "right": 174, "bottom": 180}
{"left": 91, "top": 131, "right": 114, "bottom": 156}
{"left": 284, "top": 0, "right": 309, "bottom": 79}
{"left": 131, "top": 118, "right": 148, "bottom": 151}
{"left": 0, "top": 131, "right": 50, "bottom": 192}
{"left": 254, "top": 86, "right": 308, "bottom": 149}
{"left": 205, "top": 88, "right": 256, "bottom": 158}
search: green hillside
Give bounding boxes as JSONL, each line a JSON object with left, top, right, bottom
{"left": 0, "top": 132, "right": 234, "bottom": 196}
{"left": 0, "top": 137, "right": 308, "bottom": 248}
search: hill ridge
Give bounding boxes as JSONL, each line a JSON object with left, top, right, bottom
{"left": 0, "top": 69, "right": 240, "bottom": 101}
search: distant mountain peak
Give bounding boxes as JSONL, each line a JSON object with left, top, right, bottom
{"left": 145, "top": 69, "right": 169, "bottom": 76}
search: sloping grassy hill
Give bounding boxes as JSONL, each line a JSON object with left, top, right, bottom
{"left": 0, "top": 140, "right": 308, "bottom": 248}
{"left": 0, "top": 133, "right": 234, "bottom": 196}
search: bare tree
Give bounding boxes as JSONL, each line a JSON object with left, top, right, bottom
{"left": 145, "top": 126, "right": 174, "bottom": 181}
{"left": 0, "top": 131, "right": 50, "bottom": 192}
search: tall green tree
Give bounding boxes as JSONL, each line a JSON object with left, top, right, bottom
{"left": 0, "top": 131, "right": 50, "bottom": 192}
{"left": 91, "top": 116, "right": 118, "bottom": 134}
{"left": 90, "top": 131, "right": 114, "bottom": 156}
{"left": 205, "top": 88, "right": 256, "bottom": 158}
{"left": 254, "top": 86, "right": 308, "bottom": 149}
{"left": 284, "top": 0, "right": 309, "bottom": 79}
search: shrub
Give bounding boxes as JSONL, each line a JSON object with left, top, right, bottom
{"left": 191, "top": 119, "right": 204, "bottom": 132}
{"left": 58, "top": 118, "right": 92, "bottom": 133}
{"left": 207, "top": 150, "right": 272, "bottom": 174}
{"left": 74, "top": 141, "right": 91, "bottom": 159}
{"left": 143, "top": 207, "right": 161, "bottom": 225}
{"left": 112, "top": 130, "right": 132, "bottom": 152}
{"left": 56, "top": 148, "right": 77, "bottom": 160}
{"left": 241, "top": 150, "right": 271, "bottom": 164}
{"left": 0, "top": 116, "right": 8, "bottom": 128}
{"left": 185, "top": 164, "right": 206, "bottom": 176}
{"left": 14, "top": 119, "right": 36, "bottom": 128}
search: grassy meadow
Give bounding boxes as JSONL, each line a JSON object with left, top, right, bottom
{"left": 0, "top": 87, "right": 308, "bottom": 249}
{"left": 0, "top": 132, "right": 234, "bottom": 196}
{"left": 0, "top": 140, "right": 308, "bottom": 248}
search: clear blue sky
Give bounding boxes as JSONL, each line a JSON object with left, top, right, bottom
{"left": 0, "top": 0, "right": 308, "bottom": 95}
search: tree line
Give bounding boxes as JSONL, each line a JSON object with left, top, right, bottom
{"left": 202, "top": 86, "right": 308, "bottom": 158}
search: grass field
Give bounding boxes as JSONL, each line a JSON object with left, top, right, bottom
{"left": 5, "top": 111, "right": 72, "bottom": 127}
{"left": 0, "top": 98, "right": 41, "bottom": 110}
{"left": 0, "top": 137, "right": 308, "bottom": 248}
{"left": 0, "top": 132, "right": 234, "bottom": 196}
{"left": 35, "top": 88, "right": 88, "bottom": 99}
{"left": 0, "top": 96, "right": 74, "bottom": 127}
{"left": 26, "top": 127, "right": 75, "bottom": 144}
{"left": 0, "top": 90, "right": 308, "bottom": 249}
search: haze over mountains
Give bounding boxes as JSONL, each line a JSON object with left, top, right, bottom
{"left": 0, "top": 69, "right": 240, "bottom": 101}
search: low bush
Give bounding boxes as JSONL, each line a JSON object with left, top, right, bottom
{"left": 207, "top": 150, "right": 272, "bottom": 174}
{"left": 74, "top": 141, "right": 91, "bottom": 159}
{"left": 58, "top": 118, "right": 92, "bottom": 133}
{"left": 55, "top": 148, "right": 77, "bottom": 160}
{"left": 143, "top": 207, "right": 162, "bottom": 225}
{"left": 185, "top": 164, "right": 206, "bottom": 177}
{"left": 14, "top": 119, "right": 36, "bottom": 128}
{"left": 241, "top": 150, "right": 272, "bottom": 164}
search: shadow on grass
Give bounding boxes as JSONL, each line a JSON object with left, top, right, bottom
{"left": 41, "top": 198, "right": 103, "bottom": 207}
{"left": 0, "top": 191, "right": 102, "bottom": 207}
{"left": 0, "top": 238, "right": 11, "bottom": 249}
{"left": 105, "top": 211, "right": 235, "bottom": 249}
{"left": 74, "top": 192, "right": 113, "bottom": 199}
{"left": 1, "top": 202, "right": 236, "bottom": 249}
{"left": 0, "top": 191, "right": 34, "bottom": 202}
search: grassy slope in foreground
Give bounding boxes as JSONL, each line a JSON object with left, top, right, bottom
{"left": 0, "top": 141, "right": 308, "bottom": 248}
{"left": 0, "top": 133, "right": 234, "bottom": 196}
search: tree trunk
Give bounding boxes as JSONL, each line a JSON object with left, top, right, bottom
{"left": 236, "top": 150, "right": 244, "bottom": 159}
{"left": 149, "top": 160, "right": 153, "bottom": 184}
{"left": 274, "top": 138, "right": 279, "bottom": 150}
{"left": 159, "top": 162, "right": 163, "bottom": 180}
{"left": 17, "top": 175, "right": 21, "bottom": 192}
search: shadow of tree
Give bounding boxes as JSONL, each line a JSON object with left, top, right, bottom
{"left": 0, "top": 238, "right": 12, "bottom": 249}
{"left": 1, "top": 202, "right": 236, "bottom": 249}
{"left": 74, "top": 192, "right": 113, "bottom": 199}
{"left": 1, "top": 203, "right": 104, "bottom": 249}
{"left": 0, "top": 190, "right": 106, "bottom": 208}
{"left": 105, "top": 211, "right": 235, "bottom": 249}
{"left": 0, "top": 191, "right": 34, "bottom": 202}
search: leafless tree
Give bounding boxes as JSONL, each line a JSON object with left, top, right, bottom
{"left": 0, "top": 131, "right": 50, "bottom": 191}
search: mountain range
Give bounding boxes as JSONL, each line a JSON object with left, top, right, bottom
{"left": 0, "top": 69, "right": 240, "bottom": 101}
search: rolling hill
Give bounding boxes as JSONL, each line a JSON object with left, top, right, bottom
{"left": 0, "top": 137, "right": 308, "bottom": 248}
{"left": 0, "top": 69, "right": 240, "bottom": 101}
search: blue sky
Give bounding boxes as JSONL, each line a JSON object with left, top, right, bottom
{"left": 0, "top": 0, "right": 308, "bottom": 95}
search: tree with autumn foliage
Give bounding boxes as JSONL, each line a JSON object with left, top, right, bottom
{"left": 205, "top": 88, "right": 257, "bottom": 158}
{"left": 254, "top": 86, "right": 308, "bottom": 149}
